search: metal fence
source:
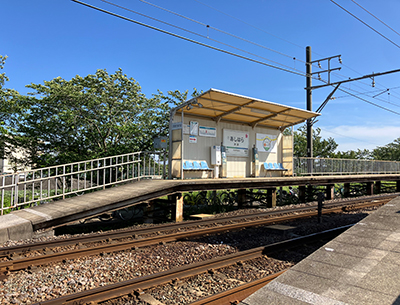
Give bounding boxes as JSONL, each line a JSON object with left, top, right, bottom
{"left": 294, "top": 157, "right": 400, "bottom": 176}
{"left": 0, "top": 151, "right": 167, "bottom": 215}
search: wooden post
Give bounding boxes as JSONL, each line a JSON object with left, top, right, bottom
{"left": 344, "top": 183, "right": 351, "bottom": 197}
{"left": 267, "top": 188, "right": 276, "bottom": 208}
{"left": 237, "top": 189, "right": 246, "bottom": 208}
{"left": 299, "top": 185, "right": 306, "bottom": 203}
{"left": 326, "top": 184, "right": 335, "bottom": 200}
{"left": 307, "top": 185, "right": 313, "bottom": 202}
{"left": 143, "top": 201, "right": 155, "bottom": 224}
{"left": 366, "top": 182, "right": 374, "bottom": 196}
{"left": 375, "top": 181, "right": 381, "bottom": 194}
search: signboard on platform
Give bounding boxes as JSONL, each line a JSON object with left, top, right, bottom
{"left": 223, "top": 129, "right": 249, "bottom": 157}
{"left": 189, "top": 136, "right": 197, "bottom": 143}
{"left": 256, "top": 133, "right": 279, "bottom": 153}
{"left": 171, "top": 122, "right": 182, "bottom": 130}
{"left": 199, "top": 126, "right": 217, "bottom": 137}
{"left": 190, "top": 121, "right": 199, "bottom": 135}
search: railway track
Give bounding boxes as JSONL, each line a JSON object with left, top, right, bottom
{"left": 1, "top": 193, "right": 394, "bottom": 257}
{"left": 34, "top": 225, "right": 351, "bottom": 305}
{"left": 0, "top": 194, "right": 393, "bottom": 279}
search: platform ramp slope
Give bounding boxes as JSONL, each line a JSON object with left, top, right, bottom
{"left": 0, "top": 179, "right": 181, "bottom": 243}
{"left": 241, "top": 195, "right": 400, "bottom": 305}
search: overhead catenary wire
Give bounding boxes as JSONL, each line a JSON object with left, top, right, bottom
{"left": 138, "top": 0, "right": 400, "bottom": 103}
{"left": 351, "top": 0, "right": 400, "bottom": 38}
{"left": 73, "top": 0, "right": 400, "bottom": 116}
{"left": 192, "top": 0, "right": 305, "bottom": 50}
{"left": 336, "top": 86, "right": 400, "bottom": 115}
{"left": 101, "top": 0, "right": 306, "bottom": 74}
{"left": 71, "top": 0, "right": 307, "bottom": 78}
{"left": 329, "top": 0, "right": 400, "bottom": 50}
{"left": 101, "top": 0, "right": 397, "bottom": 107}
{"left": 192, "top": 0, "right": 400, "bottom": 103}
{"left": 138, "top": 0, "right": 297, "bottom": 61}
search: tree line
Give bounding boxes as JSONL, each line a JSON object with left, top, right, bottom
{"left": 1, "top": 55, "right": 399, "bottom": 170}
{"left": 0, "top": 56, "right": 195, "bottom": 170}
{"left": 291, "top": 125, "right": 400, "bottom": 161}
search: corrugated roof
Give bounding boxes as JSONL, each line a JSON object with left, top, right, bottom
{"left": 175, "top": 88, "right": 320, "bottom": 130}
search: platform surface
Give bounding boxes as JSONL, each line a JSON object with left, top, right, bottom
{"left": 241, "top": 195, "right": 400, "bottom": 305}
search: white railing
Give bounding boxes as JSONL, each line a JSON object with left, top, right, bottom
{"left": 294, "top": 157, "right": 400, "bottom": 176}
{"left": 0, "top": 151, "right": 167, "bottom": 215}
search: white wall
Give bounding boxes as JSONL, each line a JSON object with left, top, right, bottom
{"left": 174, "top": 114, "right": 285, "bottom": 178}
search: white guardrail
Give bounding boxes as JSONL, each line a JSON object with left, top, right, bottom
{"left": 1, "top": 154, "right": 399, "bottom": 215}
{"left": 0, "top": 151, "right": 167, "bottom": 215}
{"left": 294, "top": 157, "right": 400, "bottom": 176}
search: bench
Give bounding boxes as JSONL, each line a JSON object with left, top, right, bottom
{"left": 263, "top": 162, "right": 288, "bottom": 176}
{"left": 183, "top": 160, "right": 213, "bottom": 178}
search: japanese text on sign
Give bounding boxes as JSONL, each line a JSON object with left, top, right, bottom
{"left": 223, "top": 129, "right": 249, "bottom": 157}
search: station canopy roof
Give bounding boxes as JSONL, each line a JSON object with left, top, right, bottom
{"left": 174, "top": 88, "right": 320, "bottom": 130}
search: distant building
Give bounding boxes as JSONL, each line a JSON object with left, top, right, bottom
{"left": 0, "top": 146, "right": 31, "bottom": 174}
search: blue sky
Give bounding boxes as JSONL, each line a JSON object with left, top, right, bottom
{"left": 3, "top": 0, "right": 400, "bottom": 152}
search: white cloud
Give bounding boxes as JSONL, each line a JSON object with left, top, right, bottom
{"left": 318, "top": 125, "right": 400, "bottom": 152}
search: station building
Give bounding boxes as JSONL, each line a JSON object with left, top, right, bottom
{"left": 168, "top": 89, "right": 319, "bottom": 179}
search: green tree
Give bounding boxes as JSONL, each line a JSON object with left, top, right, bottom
{"left": 333, "top": 149, "right": 371, "bottom": 160}
{"left": 154, "top": 88, "right": 203, "bottom": 108}
{"left": 293, "top": 125, "right": 338, "bottom": 158}
{"left": 372, "top": 138, "right": 400, "bottom": 161}
{"left": 16, "top": 68, "right": 170, "bottom": 167}
{"left": 0, "top": 55, "right": 23, "bottom": 169}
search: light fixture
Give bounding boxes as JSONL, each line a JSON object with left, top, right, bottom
{"left": 197, "top": 102, "right": 203, "bottom": 108}
{"left": 318, "top": 73, "right": 321, "bottom": 80}
{"left": 339, "top": 56, "right": 342, "bottom": 64}
{"left": 250, "top": 108, "right": 271, "bottom": 115}
{"left": 318, "top": 61, "right": 322, "bottom": 69}
{"left": 186, "top": 105, "right": 193, "bottom": 110}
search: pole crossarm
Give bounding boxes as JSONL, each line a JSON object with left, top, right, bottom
{"left": 309, "top": 54, "right": 341, "bottom": 64}
{"left": 307, "top": 68, "right": 400, "bottom": 90}
{"left": 310, "top": 67, "right": 341, "bottom": 76}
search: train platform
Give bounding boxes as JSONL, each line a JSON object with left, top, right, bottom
{"left": 241, "top": 195, "right": 400, "bottom": 305}
{"left": 0, "top": 174, "right": 399, "bottom": 244}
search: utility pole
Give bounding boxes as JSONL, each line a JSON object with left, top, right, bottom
{"left": 306, "top": 46, "right": 312, "bottom": 159}
{"left": 305, "top": 46, "right": 400, "bottom": 175}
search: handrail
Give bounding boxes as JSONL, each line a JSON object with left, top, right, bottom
{"left": 294, "top": 157, "right": 400, "bottom": 176}
{"left": 0, "top": 151, "right": 167, "bottom": 215}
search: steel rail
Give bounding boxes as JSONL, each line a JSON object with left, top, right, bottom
{"left": 0, "top": 210, "right": 330, "bottom": 275}
{"left": 0, "top": 197, "right": 392, "bottom": 277}
{"left": 189, "top": 271, "right": 286, "bottom": 305}
{"left": 0, "top": 193, "right": 395, "bottom": 257}
{"left": 34, "top": 225, "right": 350, "bottom": 305}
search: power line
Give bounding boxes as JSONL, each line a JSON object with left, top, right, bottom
{"left": 329, "top": 0, "right": 400, "bottom": 50}
{"left": 192, "top": 0, "right": 400, "bottom": 100}
{"left": 336, "top": 86, "right": 400, "bottom": 115}
{"left": 101, "top": 0, "right": 305, "bottom": 74}
{"left": 138, "top": 0, "right": 379, "bottom": 92}
{"left": 138, "top": 0, "right": 296, "bottom": 61}
{"left": 71, "top": 0, "right": 307, "bottom": 78}
{"left": 73, "top": 0, "right": 400, "bottom": 116}
{"left": 193, "top": 0, "right": 305, "bottom": 50}
{"left": 351, "top": 0, "right": 400, "bottom": 38}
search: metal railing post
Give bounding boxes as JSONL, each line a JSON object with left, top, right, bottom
{"left": 13, "top": 174, "right": 19, "bottom": 208}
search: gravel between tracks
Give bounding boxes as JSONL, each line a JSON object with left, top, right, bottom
{"left": 0, "top": 204, "right": 381, "bottom": 304}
